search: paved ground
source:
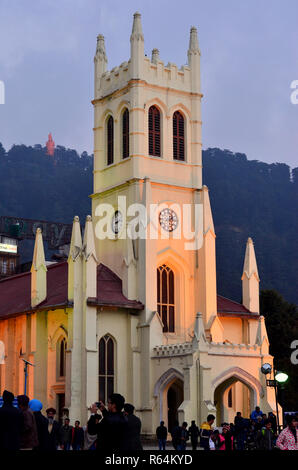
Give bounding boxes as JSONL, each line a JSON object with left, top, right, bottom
{"left": 142, "top": 441, "right": 203, "bottom": 451}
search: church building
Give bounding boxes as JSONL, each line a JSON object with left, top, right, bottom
{"left": 0, "top": 13, "right": 276, "bottom": 432}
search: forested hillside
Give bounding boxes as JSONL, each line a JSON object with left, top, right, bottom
{"left": 0, "top": 142, "right": 297, "bottom": 304}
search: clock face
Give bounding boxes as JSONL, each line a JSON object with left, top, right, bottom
{"left": 159, "top": 208, "right": 178, "bottom": 232}
{"left": 111, "top": 210, "right": 123, "bottom": 235}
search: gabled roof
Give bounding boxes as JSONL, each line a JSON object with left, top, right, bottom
{"left": 217, "top": 294, "right": 259, "bottom": 318}
{"left": 0, "top": 263, "right": 257, "bottom": 320}
{"left": 0, "top": 261, "right": 143, "bottom": 320}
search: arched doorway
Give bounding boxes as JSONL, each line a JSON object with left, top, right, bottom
{"left": 167, "top": 379, "right": 184, "bottom": 432}
{"left": 214, "top": 377, "right": 253, "bottom": 424}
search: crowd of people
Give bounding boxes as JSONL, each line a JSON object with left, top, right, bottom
{"left": 0, "top": 389, "right": 297, "bottom": 451}
{"left": 154, "top": 407, "right": 297, "bottom": 451}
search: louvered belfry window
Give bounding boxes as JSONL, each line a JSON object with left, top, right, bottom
{"left": 122, "top": 108, "right": 129, "bottom": 159}
{"left": 157, "top": 265, "right": 175, "bottom": 333}
{"left": 107, "top": 116, "right": 114, "bottom": 165}
{"left": 173, "top": 111, "right": 185, "bottom": 160}
{"left": 149, "top": 105, "right": 161, "bottom": 157}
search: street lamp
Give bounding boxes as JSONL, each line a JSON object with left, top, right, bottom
{"left": 261, "top": 363, "right": 280, "bottom": 431}
{"left": 275, "top": 372, "right": 289, "bottom": 384}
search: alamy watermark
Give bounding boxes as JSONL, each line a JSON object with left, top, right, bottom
{"left": 94, "top": 197, "right": 204, "bottom": 250}
{"left": 290, "top": 80, "right": 298, "bottom": 104}
{"left": 290, "top": 340, "right": 298, "bottom": 365}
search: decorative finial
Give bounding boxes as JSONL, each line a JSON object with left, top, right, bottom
{"left": 151, "top": 48, "right": 160, "bottom": 64}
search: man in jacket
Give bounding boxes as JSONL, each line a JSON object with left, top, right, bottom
{"left": 122, "top": 403, "right": 143, "bottom": 451}
{"left": 188, "top": 420, "right": 199, "bottom": 450}
{"left": 88, "top": 393, "right": 127, "bottom": 452}
{"left": 17, "top": 394, "right": 39, "bottom": 450}
{"left": 170, "top": 420, "right": 182, "bottom": 450}
{"left": 46, "top": 407, "right": 61, "bottom": 450}
{"left": 256, "top": 419, "right": 275, "bottom": 450}
{"left": 200, "top": 414, "right": 215, "bottom": 451}
{"left": 234, "top": 412, "right": 245, "bottom": 450}
{"left": 179, "top": 422, "right": 189, "bottom": 450}
{"left": 0, "top": 390, "right": 23, "bottom": 450}
{"left": 29, "top": 399, "right": 49, "bottom": 450}
{"left": 156, "top": 421, "right": 168, "bottom": 450}
{"left": 72, "top": 420, "right": 84, "bottom": 450}
{"left": 250, "top": 406, "right": 263, "bottom": 422}
{"left": 60, "top": 418, "right": 73, "bottom": 450}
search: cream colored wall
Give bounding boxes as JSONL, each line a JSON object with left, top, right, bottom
{"left": 218, "top": 317, "right": 243, "bottom": 344}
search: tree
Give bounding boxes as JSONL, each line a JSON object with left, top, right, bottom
{"left": 260, "top": 290, "right": 298, "bottom": 410}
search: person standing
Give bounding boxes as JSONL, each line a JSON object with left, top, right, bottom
{"left": 0, "top": 390, "right": 23, "bottom": 450}
{"left": 170, "top": 420, "right": 182, "bottom": 450}
{"left": 219, "top": 424, "right": 234, "bottom": 451}
{"left": 179, "top": 422, "right": 189, "bottom": 451}
{"left": 200, "top": 414, "right": 215, "bottom": 451}
{"left": 88, "top": 393, "right": 127, "bottom": 452}
{"left": 123, "top": 403, "right": 143, "bottom": 451}
{"left": 72, "top": 420, "right": 84, "bottom": 450}
{"left": 250, "top": 406, "right": 263, "bottom": 422}
{"left": 256, "top": 419, "right": 275, "bottom": 450}
{"left": 234, "top": 412, "right": 245, "bottom": 450}
{"left": 29, "top": 399, "right": 49, "bottom": 450}
{"left": 17, "top": 395, "right": 39, "bottom": 450}
{"left": 60, "top": 417, "right": 73, "bottom": 450}
{"left": 156, "top": 421, "right": 168, "bottom": 450}
{"left": 46, "top": 407, "right": 61, "bottom": 450}
{"left": 188, "top": 420, "right": 199, "bottom": 450}
{"left": 276, "top": 415, "right": 298, "bottom": 450}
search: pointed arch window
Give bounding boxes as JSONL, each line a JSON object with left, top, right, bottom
{"left": 57, "top": 337, "right": 67, "bottom": 378}
{"left": 149, "top": 105, "right": 161, "bottom": 157}
{"left": 173, "top": 111, "right": 185, "bottom": 161}
{"left": 157, "top": 265, "right": 175, "bottom": 333}
{"left": 98, "top": 335, "right": 115, "bottom": 403}
{"left": 107, "top": 116, "right": 114, "bottom": 165}
{"left": 228, "top": 388, "right": 233, "bottom": 408}
{"left": 122, "top": 108, "right": 129, "bottom": 159}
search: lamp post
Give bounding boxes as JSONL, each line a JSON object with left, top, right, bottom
{"left": 275, "top": 371, "right": 289, "bottom": 429}
{"left": 22, "top": 359, "right": 35, "bottom": 396}
{"left": 261, "top": 363, "right": 289, "bottom": 433}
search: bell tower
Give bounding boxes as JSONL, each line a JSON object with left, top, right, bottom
{"left": 91, "top": 13, "right": 217, "bottom": 340}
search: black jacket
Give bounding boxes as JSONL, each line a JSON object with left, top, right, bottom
{"left": 88, "top": 410, "right": 128, "bottom": 452}
{"left": 33, "top": 411, "right": 49, "bottom": 450}
{"left": 189, "top": 424, "right": 199, "bottom": 441}
{"left": 156, "top": 425, "right": 168, "bottom": 440}
{"left": 0, "top": 403, "right": 24, "bottom": 450}
{"left": 122, "top": 414, "right": 143, "bottom": 451}
{"left": 46, "top": 419, "right": 61, "bottom": 450}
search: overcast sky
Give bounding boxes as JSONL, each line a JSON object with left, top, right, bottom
{"left": 0, "top": 0, "right": 297, "bottom": 166}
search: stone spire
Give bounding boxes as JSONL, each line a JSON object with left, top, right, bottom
{"left": 68, "top": 216, "right": 82, "bottom": 301}
{"left": 130, "top": 12, "right": 144, "bottom": 78}
{"left": 202, "top": 185, "right": 215, "bottom": 235}
{"left": 94, "top": 34, "right": 108, "bottom": 98}
{"left": 188, "top": 26, "right": 199, "bottom": 54}
{"left": 82, "top": 215, "right": 98, "bottom": 298}
{"left": 31, "top": 228, "right": 47, "bottom": 308}
{"left": 151, "top": 48, "right": 160, "bottom": 64}
{"left": 187, "top": 26, "right": 200, "bottom": 93}
{"left": 241, "top": 237, "right": 260, "bottom": 313}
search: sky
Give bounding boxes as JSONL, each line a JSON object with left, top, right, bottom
{"left": 0, "top": 0, "right": 297, "bottom": 167}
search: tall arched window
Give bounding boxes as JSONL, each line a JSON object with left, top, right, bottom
{"left": 228, "top": 388, "right": 233, "bottom": 408}
{"left": 57, "top": 337, "right": 67, "bottom": 378}
{"left": 107, "top": 116, "right": 114, "bottom": 165}
{"left": 98, "top": 335, "right": 115, "bottom": 403}
{"left": 157, "top": 265, "right": 175, "bottom": 333}
{"left": 149, "top": 105, "right": 161, "bottom": 157}
{"left": 122, "top": 108, "right": 129, "bottom": 159}
{"left": 173, "top": 111, "right": 185, "bottom": 161}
